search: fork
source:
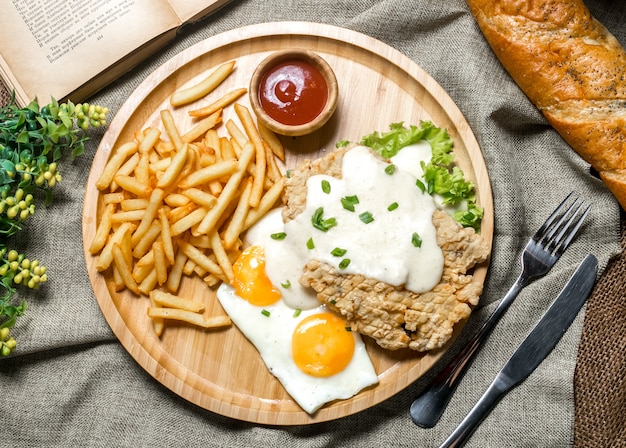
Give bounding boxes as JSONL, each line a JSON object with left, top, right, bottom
{"left": 409, "top": 192, "right": 590, "bottom": 428}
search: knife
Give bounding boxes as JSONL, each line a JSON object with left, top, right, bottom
{"left": 438, "top": 254, "right": 598, "bottom": 448}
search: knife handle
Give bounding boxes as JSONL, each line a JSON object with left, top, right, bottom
{"left": 438, "top": 379, "right": 506, "bottom": 448}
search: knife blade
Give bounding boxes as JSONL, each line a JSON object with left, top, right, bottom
{"left": 439, "top": 254, "right": 598, "bottom": 448}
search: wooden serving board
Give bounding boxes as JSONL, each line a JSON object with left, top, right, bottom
{"left": 82, "top": 22, "right": 493, "bottom": 425}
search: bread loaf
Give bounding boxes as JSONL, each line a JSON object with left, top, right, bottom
{"left": 465, "top": 0, "right": 626, "bottom": 208}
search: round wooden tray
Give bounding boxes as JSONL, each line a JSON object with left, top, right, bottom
{"left": 82, "top": 22, "right": 493, "bottom": 425}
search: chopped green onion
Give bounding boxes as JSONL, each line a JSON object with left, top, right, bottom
{"left": 270, "top": 232, "right": 287, "bottom": 240}
{"left": 330, "top": 299, "right": 337, "bottom": 305}
{"left": 359, "top": 211, "right": 374, "bottom": 224}
{"left": 306, "top": 237, "right": 315, "bottom": 250}
{"left": 281, "top": 280, "right": 291, "bottom": 288}
{"left": 293, "top": 308, "right": 302, "bottom": 318}
{"left": 345, "top": 326, "right": 352, "bottom": 332}
{"left": 331, "top": 247, "right": 347, "bottom": 257}
{"left": 321, "top": 179, "right": 331, "bottom": 194}
{"left": 341, "top": 195, "right": 359, "bottom": 212}
{"left": 412, "top": 232, "right": 423, "bottom": 248}
{"left": 415, "top": 179, "right": 426, "bottom": 192}
{"left": 311, "top": 207, "right": 337, "bottom": 232}
{"left": 286, "top": 169, "right": 293, "bottom": 178}
{"left": 384, "top": 164, "right": 396, "bottom": 175}
{"left": 338, "top": 259, "right": 351, "bottom": 269}
{"left": 388, "top": 202, "right": 399, "bottom": 211}
{"left": 261, "top": 309, "right": 271, "bottom": 317}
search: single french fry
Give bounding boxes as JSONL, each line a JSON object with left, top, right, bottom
{"left": 179, "top": 240, "right": 224, "bottom": 279}
{"left": 226, "top": 119, "right": 247, "bottom": 149}
{"left": 166, "top": 249, "right": 188, "bottom": 293}
{"left": 134, "top": 152, "right": 151, "bottom": 186}
{"left": 183, "top": 258, "right": 198, "bottom": 276}
{"left": 149, "top": 157, "right": 172, "bottom": 173}
{"left": 168, "top": 202, "right": 197, "bottom": 224}
{"left": 187, "top": 234, "right": 211, "bottom": 249}
{"left": 203, "top": 274, "right": 221, "bottom": 287}
{"left": 89, "top": 203, "right": 115, "bottom": 254}
{"left": 222, "top": 177, "right": 252, "bottom": 250}
{"left": 195, "top": 141, "right": 255, "bottom": 235}
{"left": 114, "top": 174, "right": 153, "bottom": 197}
{"left": 158, "top": 208, "right": 175, "bottom": 265}
{"left": 147, "top": 307, "right": 231, "bottom": 328}
{"left": 209, "top": 230, "right": 234, "bottom": 285}
{"left": 243, "top": 176, "right": 285, "bottom": 231}
{"left": 264, "top": 141, "right": 281, "bottom": 183}
{"left": 156, "top": 143, "right": 189, "bottom": 188}
{"left": 181, "top": 188, "right": 217, "bottom": 208}
{"left": 181, "top": 110, "right": 222, "bottom": 143}
{"left": 164, "top": 193, "right": 190, "bottom": 208}
{"left": 132, "top": 261, "right": 154, "bottom": 284}
{"left": 112, "top": 243, "right": 140, "bottom": 294}
{"left": 95, "top": 222, "right": 135, "bottom": 272}
{"left": 160, "top": 109, "right": 184, "bottom": 150}
{"left": 135, "top": 249, "right": 155, "bottom": 268}
{"left": 139, "top": 127, "right": 161, "bottom": 153}
{"left": 220, "top": 137, "right": 236, "bottom": 161}
{"left": 111, "top": 209, "right": 147, "bottom": 223}
{"left": 103, "top": 192, "right": 125, "bottom": 205}
{"left": 152, "top": 241, "right": 168, "bottom": 286}
{"left": 131, "top": 188, "right": 165, "bottom": 246}
{"left": 112, "top": 264, "right": 125, "bottom": 292}
{"left": 170, "top": 207, "right": 207, "bottom": 237}
{"left": 177, "top": 160, "right": 238, "bottom": 189}
{"left": 150, "top": 290, "right": 205, "bottom": 313}
{"left": 234, "top": 103, "right": 265, "bottom": 207}
{"left": 170, "top": 60, "right": 236, "bottom": 107}
{"left": 120, "top": 198, "right": 149, "bottom": 211}
{"left": 132, "top": 220, "right": 162, "bottom": 259}
{"left": 138, "top": 269, "right": 158, "bottom": 296}
{"left": 149, "top": 294, "right": 165, "bottom": 337}
{"left": 95, "top": 142, "right": 138, "bottom": 190}
{"left": 258, "top": 122, "right": 285, "bottom": 161}
{"left": 188, "top": 87, "right": 247, "bottom": 117}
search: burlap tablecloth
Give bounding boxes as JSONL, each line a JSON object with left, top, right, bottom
{"left": 0, "top": 1, "right": 624, "bottom": 447}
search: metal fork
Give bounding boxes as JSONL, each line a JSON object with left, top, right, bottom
{"left": 409, "top": 192, "right": 590, "bottom": 428}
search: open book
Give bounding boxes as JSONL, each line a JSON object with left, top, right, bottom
{"left": 0, "top": 0, "right": 231, "bottom": 107}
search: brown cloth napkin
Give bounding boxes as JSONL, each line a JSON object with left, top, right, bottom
{"left": 573, "top": 211, "right": 626, "bottom": 448}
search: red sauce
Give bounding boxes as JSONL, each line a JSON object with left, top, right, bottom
{"left": 259, "top": 59, "right": 328, "bottom": 126}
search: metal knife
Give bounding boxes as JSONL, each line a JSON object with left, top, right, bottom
{"left": 439, "top": 254, "right": 598, "bottom": 448}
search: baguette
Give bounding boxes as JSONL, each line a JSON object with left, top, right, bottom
{"left": 465, "top": 0, "right": 626, "bottom": 208}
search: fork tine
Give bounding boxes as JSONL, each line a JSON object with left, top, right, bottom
{"left": 533, "top": 192, "right": 574, "bottom": 241}
{"left": 552, "top": 204, "right": 591, "bottom": 256}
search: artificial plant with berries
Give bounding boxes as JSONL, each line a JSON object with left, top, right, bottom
{"left": 0, "top": 94, "right": 107, "bottom": 356}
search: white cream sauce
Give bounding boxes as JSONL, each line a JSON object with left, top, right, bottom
{"left": 245, "top": 144, "right": 444, "bottom": 310}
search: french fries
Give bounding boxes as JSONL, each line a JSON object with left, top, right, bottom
{"left": 90, "top": 65, "right": 286, "bottom": 337}
{"left": 170, "top": 60, "right": 236, "bottom": 107}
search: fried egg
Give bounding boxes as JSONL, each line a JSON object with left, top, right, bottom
{"left": 216, "top": 210, "right": 378, "bottom": 414}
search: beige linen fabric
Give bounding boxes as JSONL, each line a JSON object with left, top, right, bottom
{"left": 0, "top": 1, "right": 624, "bottom": 447}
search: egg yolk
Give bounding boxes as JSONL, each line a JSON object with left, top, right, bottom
{"left": 292, "top": 312, "right": 355, "bottom": 377}
{"left": 232, "top": 245, "right": 281, "bottom": 306}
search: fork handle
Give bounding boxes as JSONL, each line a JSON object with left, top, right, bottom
{"left": 409, "top": 276, "right": 525, "bottom": 428}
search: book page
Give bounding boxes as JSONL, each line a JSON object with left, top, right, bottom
{"left": 166, "top": 0, "right": 232, "bottom": 23}
{"left": 0, "top": 0, "right": 182, "bottom": 104}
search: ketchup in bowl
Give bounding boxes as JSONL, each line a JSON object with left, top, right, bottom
{"left": 259, "top": 59, "right": 328, "bottom": 126}
{"left": 250, "top": 50, "right": 338, "bottom": 137}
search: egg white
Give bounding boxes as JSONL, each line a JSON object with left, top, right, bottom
{"left": 216, "top": 284, "right": 379, "bottom": 414}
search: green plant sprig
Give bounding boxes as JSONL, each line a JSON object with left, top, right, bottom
{"left": 0, "top": 94, "right": 108, "bottom": 356}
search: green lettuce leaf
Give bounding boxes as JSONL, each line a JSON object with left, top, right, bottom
{"left": 360, "top": 122, "right": 483, "bottom": 230}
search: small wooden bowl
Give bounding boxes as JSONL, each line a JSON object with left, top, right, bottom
{"left": 249, "top": 50, "right": 338, "bottom": 137}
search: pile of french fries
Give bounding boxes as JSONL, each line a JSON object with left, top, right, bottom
{"left": 88, "top": 60, "right": 286, "bottom": 336}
